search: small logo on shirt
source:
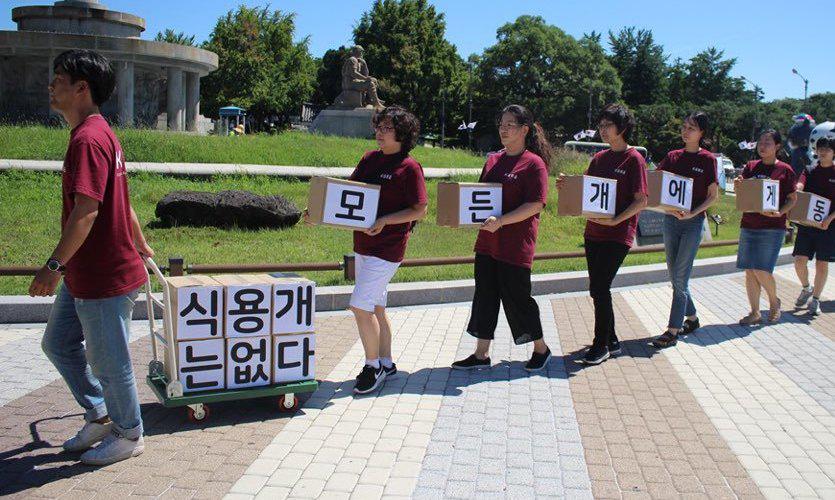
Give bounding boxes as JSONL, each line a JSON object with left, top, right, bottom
{"left": 380, "top": 173, "right": 393, "bottom": 180}
{"left": 504, "top": 173, "right": 518, "bottom": 180}
{"left": 614, "top": 168, "right": 627, "bottom": 175}
{"left": 828, "top": 178, "right": 835, "bottom": 184}
{"left": 115, "top": 150, "right": 126, "bottom": 177}
{"left": 692, "top": 166, "right": 704, "bottom": 174}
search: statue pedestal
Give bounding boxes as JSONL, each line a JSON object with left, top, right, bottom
{"left": 309, "top": 107, "right": 374, "bottom": 138}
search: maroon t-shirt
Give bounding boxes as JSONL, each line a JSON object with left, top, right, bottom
{"left": 473, "top": 150, "right": 549, "bottom": 269}
{"left": 583, "top": 148, "right": 648, "bottom": 247}
{"left": 798, "top": 165, "right": 835, "bottom": 213}
{"left": 658, "top": 148, "right": 718, "bottom": 212}
{"left": 61, "top": 115, "right": 146, "bottom": 299}
{"left": 350, "top": 150, "right": 428, "bottom": 263}
{"left": 740, "top": 160, "right": 796, "bottom": 230}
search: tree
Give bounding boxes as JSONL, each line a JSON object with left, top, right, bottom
{"left": 154, "top": 29, "right": 196, "bottom": 46}
{"left": 311, "top": 46, "right": 350, "bottom": 108}
{"left": 607, "top": 27, "right": 667, "bottom": 107}
{"left": 684, "top": 48, "right": 745, "bottom": 105}
{"left": 472, "top": 15, "right": 621, "bottom": 147}
{"left": 200, "top": 6, "right": 316, "bottom": 128}
{"left": 353, "top": 0, "right": 467, "bottom": 135}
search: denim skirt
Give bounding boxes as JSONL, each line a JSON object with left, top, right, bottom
{"left": 736, "top": 227, "right": 784, "bottom": 272}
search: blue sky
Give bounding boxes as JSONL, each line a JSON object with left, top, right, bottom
{"left": 4, "top": 0, "right": 831, "bottom": 103}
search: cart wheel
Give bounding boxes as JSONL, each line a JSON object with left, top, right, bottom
{"left": 278, "top": 394, "right": 299, "bottom": 412}
{"left": 148, "top": 360, "right": 165, "bottom": 377}
{"left": 187, "top": 404, "right": 210, "bottom": 422}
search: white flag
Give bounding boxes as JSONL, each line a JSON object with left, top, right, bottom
{"left": 738, "top": 141, "right": 756, "bottom": 150}
{"left": 467, "top": 121, "right": 477, "bottom": 130}
{"left": 457, "top": 121, "right": 468, "bottom": 131}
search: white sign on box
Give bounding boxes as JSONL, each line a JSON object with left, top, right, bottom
{"left": 659, "top": 171, "right": 693, "bottom": 211}
{"left": 175, "top": 285, "right": 224, "bottom": 341}
{"left": 226, "top": 336, "right": 271, "bottom": 389}
{"left": 273, "top": 333, "right": 316, "bottom": 384}
{"left": 581, "top": 176, "right": 617, "bottom": 216}
{"left": 322, "top": 183, "right": 380, "bottom": 229}
{"left": 458, "top": 186, "right": 502, "bottom": 225}
{"left": 178, "top": 339, "right": 225, "bottom": 393}
{"left": 223, "top": 282, "right": 272, "bottom": 338}
{"left": 762, "top": 180, "right": 780, "bottom": 212}
{"left": 273, "top": 280, "right": 316, "bottom": 334}
{"left": 807, "top": 194, "right": 831, "bottom": 224}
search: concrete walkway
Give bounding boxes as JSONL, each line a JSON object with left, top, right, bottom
{"left": 2, "top": 265, "right": 835, "bottom": 499}
{"left": 0, "top": 159, "right": 478, "bottom": 179}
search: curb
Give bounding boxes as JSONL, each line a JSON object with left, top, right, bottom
{"left": 0, "top": 249, "right": 793, "bottom": 324}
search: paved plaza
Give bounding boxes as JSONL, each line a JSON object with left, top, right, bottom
{"left": 2, "top": 265, "right": 835, "bottom": 499}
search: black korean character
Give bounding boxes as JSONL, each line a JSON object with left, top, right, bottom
{"left": 334, "top": 190, "right": 365, "bottom": 221}
{"left": 181, "top": 345, "right": 222, "bottom": 390}
{"left": 469, "top": 190, "right": 495, "bottom": 223}
{"left": 275, "top": 285, "right": 314, "bottom": 328}
{"left": 667, "top": 179, "right": 688, "bottom": 206}
{"left": 231, "top": 339, "right": 270, "bottom": 384}
{"left": 277, "top": 337, "right": 315, "bottom": 377}
{"left": 765, "top": 184, "right": 777, "bottom": 207}
{"left": 180, "top": 290, "right": 219, "bottom": 337}
{"left": 229, "top": 288, "right": 269, "bottom": 334}
{"left": 590, "top": 182, "right": 610, "bottom": 210}
{"left": 812, "top": 199, "right": 827, "bottom": 223}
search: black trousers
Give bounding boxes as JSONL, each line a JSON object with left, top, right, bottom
{"left": 467, "top": 254, "right": 543, "bottom": 345}
{"left": 584, "top": 239, "right": 630, "bottom": 349}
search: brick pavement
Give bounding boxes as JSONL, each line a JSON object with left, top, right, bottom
{"left": 4, "top": 267, "right": 835, "bottom": 498}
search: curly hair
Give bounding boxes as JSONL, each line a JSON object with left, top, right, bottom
{"left": 372, "top": 106, "right": 420, "bottom": 153}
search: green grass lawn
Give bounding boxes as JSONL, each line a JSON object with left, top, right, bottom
{"left": 0, "top": 169, "right": 748, "bottom": 295}
{"left": 0, "top": 126, "right": 485, "bottom": 168}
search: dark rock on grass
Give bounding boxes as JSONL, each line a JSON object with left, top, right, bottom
{"left": 155, "top": 190, "right": 301, "bottom": 229}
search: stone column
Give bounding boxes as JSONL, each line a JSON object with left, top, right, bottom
{"left": 166, "top": 67, "right": 184, "bottom": 131}
{"left": 115, "top": 60, "right": 134, "bottom": 126}
{"left": 185, "top": 71, "right": 200, "bottom": 132}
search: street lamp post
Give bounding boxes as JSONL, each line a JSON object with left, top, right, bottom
{"left": 792, "top": 68, "right": 809, "bottom": 105}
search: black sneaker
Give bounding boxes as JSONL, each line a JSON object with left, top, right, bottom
{"left": 451, "top": 354, "right": 491, "bottom": 370}
{"left": 353, "top": 365, "right": 386, "bottom": 395}
{"left": 382, "top": 363, "right": 397, "bottom": 378}
{"left": 525, "top": 348, "right": 552, "bottom": 372}
{"left": 581, "top": 344, "right": 610, "bottom": 365}
{"left": 608, "top": 339, "right": 622, "bottom": 356}
{"left": 681, "top": 318, "right": 700, "bottom": 335}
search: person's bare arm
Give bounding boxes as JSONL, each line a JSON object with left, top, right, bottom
{"left": 129, "top": 207, "right": 154, "bottom": 257}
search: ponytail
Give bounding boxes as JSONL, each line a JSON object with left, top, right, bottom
{"left": 497, "top": 104, "right": 553, "bottom": 168}
{"left": 685, "top": 111, "right": 713, "bottom": 151}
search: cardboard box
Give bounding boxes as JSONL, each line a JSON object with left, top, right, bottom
{"left": 273, "top": 333, "right": 316, "bottom": 384}
{"left": 436, "top": 182, "right": 503, "bottom": 228}
{"left": 789, "top": 191, "right": 832, "bottom": 227}
{"left": 212, "top": 274, "right": 273, "bottom": 338}
{"left": 177, "top": 338, "right": 225, "bottom": 393}
{"left": 307, "top": 176, "right": 380, "bottom": 230}
{"left": 647, "top": 170, "right": 694, "bottom": 212}
{"left": 556, "top": 175, "right": 617, "bottom": 218}
{"left": 226, "top": 336, "right": 272, "bottom": 389}
{"left": 735, "top": 178, "right": 780, "bottom": 213}
{"left": 167, "top": 275, "right": 224, "bottom": 341}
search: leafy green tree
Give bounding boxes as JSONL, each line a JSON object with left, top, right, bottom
{"left": 353, "top": 0, "right": 467, "bottom": 135}
{"left": 154, "top": 29, "right": 196, "bottom": 46}
{"left": 200, "top": 6, "right": 316, "bottom": 128}
{"left": 607, "top": 27, "right": 667, "bottom": 107}
{"left": 311, "top": 46, "right": 351, "bottom": 107}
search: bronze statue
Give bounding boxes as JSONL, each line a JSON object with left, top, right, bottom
{"left": 333, "top": 46, "right": 384, "bottom": 109}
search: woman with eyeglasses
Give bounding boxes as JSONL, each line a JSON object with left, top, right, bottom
{"left": 305, "top": 106, "right": 428, "bottom": 395}
{"left": 451, "top": 104, "right": 554, "bottom": 373}
{"left": 651, "top": 112, "right": 719, "bottom": 348}
{"left": 556, "top": 103, "right": 648, "bottom": 365}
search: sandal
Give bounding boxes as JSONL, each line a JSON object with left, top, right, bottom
{"left": 739, "top": 312, "right": 762, "bottom": 326}
{"left": 768, "top": 298, "right": 782, "bottom": 323}
{"left": 652, "top": 331, "right": 678, "bottom": 348}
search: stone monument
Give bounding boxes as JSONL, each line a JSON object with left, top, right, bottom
{"left": 309, "top": 46, "right": 384, "bottom": 138}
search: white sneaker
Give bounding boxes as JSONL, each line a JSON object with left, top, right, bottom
{"left": 80, "top": 433, "right": 144, "bottom": 466}
{"left": 62, "top": 421, "right": 112, "bottom": 452}
{"left": 796, "top": 286, "right": 814, "bottom": 307}
{"left": 809, "top": 297, "right": 822, "bottom": 316}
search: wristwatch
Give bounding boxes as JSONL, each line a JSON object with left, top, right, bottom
{"left": 46, "top": 258, "right": 65, "bottom": 273}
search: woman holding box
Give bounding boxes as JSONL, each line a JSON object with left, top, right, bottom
{"left": 305, "top": 106, "right": 428, "bottom": 394}
{"left": 793, "top": 137, "right": 835, "bottom": 315}
{"left": 451, "top": 104, "right": 553, "bottom": 372}
{"left": 652, "top": 112, "right": 719, "bottom": 348}
{"left": 735, "top": 129, "right": 796, "bottom": 325}
{"left": 556, "top": 103, "right": 648, "bottom": 365}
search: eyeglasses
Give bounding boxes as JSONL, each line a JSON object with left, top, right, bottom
{"left": 374, "top": 125, "right": 394, "bottom": 133}
{"left": 497, "top": 122, "right": 522, "bottom": 131}
{"left": 598, "top": 121, "right": 615, "bottom": 130}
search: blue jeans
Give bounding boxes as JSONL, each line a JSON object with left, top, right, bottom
{"left": 41, "top": 284, "right": 143, "bottom": 439}
{"left": 663, "top": 214, "right": 704, "bottom": 330}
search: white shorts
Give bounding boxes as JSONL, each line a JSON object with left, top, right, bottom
{"left": 349, "top": 253, "right": 401, "bottom": 312}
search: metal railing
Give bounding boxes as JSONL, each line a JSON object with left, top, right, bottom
{"left": 0, "top": 239, "right": 740, "bottom": 283}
